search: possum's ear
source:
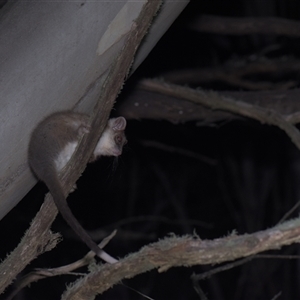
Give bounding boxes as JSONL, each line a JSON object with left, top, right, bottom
{"left": 111, "top": 117, "right": 126, "bottom": 131}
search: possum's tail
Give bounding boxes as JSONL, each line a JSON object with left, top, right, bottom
{"left": 44, "top": 171, "right": 117, "bottom": 264}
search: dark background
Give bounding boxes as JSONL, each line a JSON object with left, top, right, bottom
{"left": 2, "top": 0, "right": 300, "bottom": 299}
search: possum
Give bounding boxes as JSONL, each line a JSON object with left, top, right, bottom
{"left": 28, "top": 111, "right": 127, "bottom": 263}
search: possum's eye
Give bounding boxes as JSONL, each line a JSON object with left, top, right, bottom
{"left": 115, "top": 134, "right": 122, "bottom": 145}
{"left": 114, "top": 134, "right": 127, "bottom": 146}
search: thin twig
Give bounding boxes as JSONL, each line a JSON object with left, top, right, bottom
{"left": 271, "top": 291, "right": 282, "bottom": 300}
{"left": 193, "top": 279, "right": 209, "bottom": 300}
{"left": 191, "top": 257, "right": 254, "bottom": 281}
{"left": 277, "top": 199, "right": 300, "bottom": 224}
{"left": 191, "top": 253, "right": 300, "bottom": 290}
{"left": 5, "top": 231, "right": 117, "bottom": 300}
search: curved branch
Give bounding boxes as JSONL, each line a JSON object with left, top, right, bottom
{"left": 118, "top": 86, "right": 300, "bottom": 124}
{"left": 63, "top": 218, "right": 300, "bottom": 299}
{"left": 138, "top": 79, "right": 300, "bottom": 151}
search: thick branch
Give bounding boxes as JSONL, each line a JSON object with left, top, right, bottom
{"left": 190, "top": 15, "right": 300, "bottom": 36}
{"left": 134, "top": 79, "right": 300, "bottom": 150}
{"left": 63, "top": 218, "right": 300, "bottom": 299}
{"left": 0, "top": 0, "right": 162, "bottom": 295}
{"left": 118, "top": 86, "right": 300, "bottom": 124}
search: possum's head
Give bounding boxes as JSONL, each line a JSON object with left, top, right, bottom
{"left": 92, "top": 117, "right": 127, "bottom": 160}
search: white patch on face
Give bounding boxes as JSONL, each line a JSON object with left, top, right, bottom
{"left": 55, "top": 141, "right": 78, "bottom": 171}
{"left": 93, "top": 129, "right": 119, "bottom": 157}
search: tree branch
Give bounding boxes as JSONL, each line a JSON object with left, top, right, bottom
{"left": 133, "top": 79, "right": 300, "bottom": 151}
{"left": 118, "top": 85, "right": 300, "bottom": 124}
{"left": 0, "top": 0, "right": 162, "bottom": 295}
{"left": 190, "top": 15, "right": 300, "bottom": 36}
{"left": 5, "top": 231, "right": 117, "bottom": 300}
{"left": 161, "top": 58, "right": 300, "bottom": 90}
{"left": 63, "top": 217, "right": 300, "bottom": 299}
